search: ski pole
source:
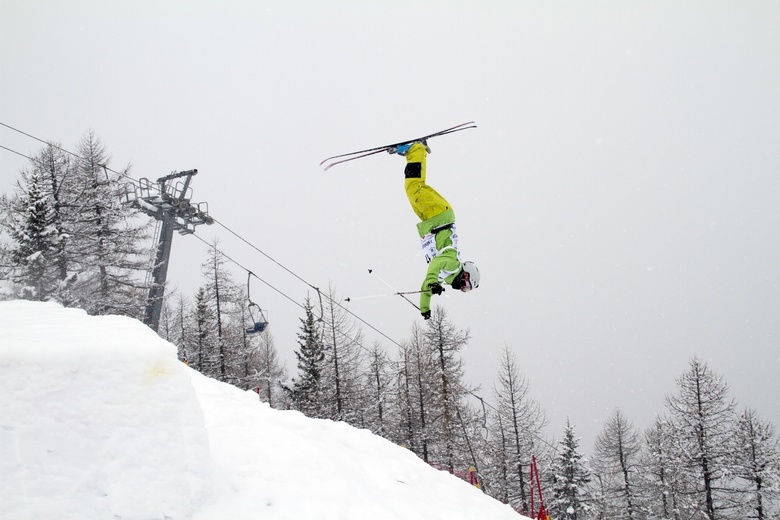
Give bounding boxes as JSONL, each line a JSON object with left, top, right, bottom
{"left": 368, "top": 269, "right": 422, "bottom": 311}
{"left": 344, "top": 289, "right": 429, "bottom": 302}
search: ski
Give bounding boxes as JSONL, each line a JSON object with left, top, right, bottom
{"left": 320, "top": 121, "right": 477, "bottom": 171}
{"left": 321, "top": 148, "right": 390, "bottom": 171}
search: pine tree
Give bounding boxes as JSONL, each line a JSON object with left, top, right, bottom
{"left": 548, "top": 420, "right": 592, "bottom": 520}
{"left": 190, "top": 286, "right": 218, "bottom": 376}
{"left": 66, "top": 131, "right": 150, "bottom": 317}
{"left": 5, "top": 169, "right": 62, "bottom": 300}
{"left": 640, "top": 416, "right": 695, "bottom": 520}
{"left": 171, "top": 293, "right": 193, "bottom": 364}
{"left": 228, "top": 285, "right": 263, "bottom": 390}
{"left": 18, "top": 144, "right": 75, "bottom": 301}
{"left": 30, "top": 143, "right": 73, "bottom": 299}
{"left": 422, "top": 306, "right": 470, "bottom": 472}
{"left": 453, "top": 402, "right": 489, "bottom": 491}
{"left": 665, "top": 357, "right": 737, "bottom": 520}
{"left": 488, "top": 345, "right": 547, "bottom": 512}
{"left": 320, "top": 284, "right": 365, "bottom": 423}
{"left": 591, "top": 408, "right": 642, "bottom": 519}
{"left": 731, "top": 408, "right": 780, "bottom": 519}
{"left": 485, "top": 410, "right": 512, "bottom": 504}
{"left": 0, "top": 208, "right": 11, "bottom": 297}
{"left": 1, "top": 143, "right": 78, "bottom": 303}
{"left": 250, "top": 329, "right": 288, "bottom": 409}
{"left": 395, "top": 322, "right": 437, "bottom": 462}
{"left": 289, "top": 296, "right": 326, "bottom": 418}
{"left": 157, "top": 297, "right": 176, "bottom": 343}
{"left": 362, "top": 341, "right": 392, "bottom": 436}
{"left": 200, "top": 239, "right": 242, "bottom": 382}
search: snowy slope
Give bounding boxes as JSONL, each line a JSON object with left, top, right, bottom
{"left": 0, "top": 301, "right": 525, "bottom": 520}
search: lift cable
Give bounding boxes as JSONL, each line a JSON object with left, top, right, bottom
{"left": 3, "top": 124, "right": 558, "bottom": 454}
{"left": 211, "top": 217, "right": 405, "bottom": 350}
{"left": 200, "top": 223, "right": 559, "bottom": 453}
{"left": 1, "top": 121, "right": 141, "bottom": 185}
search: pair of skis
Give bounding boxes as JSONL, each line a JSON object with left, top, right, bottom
{"left": 319, "top": 121, "right": 477, "bottom": 171}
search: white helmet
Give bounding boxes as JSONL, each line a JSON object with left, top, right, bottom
{"left": 461, "top": 261, "right": 480, "bottom": 290}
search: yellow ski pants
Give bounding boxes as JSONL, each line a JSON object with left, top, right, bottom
{"left": 404, "top": 143, "right": 451, "bottom": 221}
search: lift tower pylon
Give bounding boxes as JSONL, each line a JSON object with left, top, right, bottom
{"left": 120, "top": 169, "right": 214, "bottom": 332}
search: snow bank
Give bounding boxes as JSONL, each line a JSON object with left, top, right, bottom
{"left": 0, "top": 301, "right": 213, "bottom": 520}
{"left": 0, "top": 301, "right": 524, "bottom": 520}
{"left": 190, "top": 370, "right": 521, "bottom": 520}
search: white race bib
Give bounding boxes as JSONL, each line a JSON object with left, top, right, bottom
{"left": 421, "top": 225, "right": 459, "bottom": 264}
{"left": 421, "top": 233, "right": 437, "bottom": 263}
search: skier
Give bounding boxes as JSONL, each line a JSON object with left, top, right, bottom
{"left": 392, "top": 141, "right": 480, "bottom": 319}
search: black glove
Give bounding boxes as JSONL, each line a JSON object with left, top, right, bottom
{"left": 421, "top": 310, "right": 431, "bottom": 320}
{"left": 428, "top": 283, "right": 445, "bottom": 295}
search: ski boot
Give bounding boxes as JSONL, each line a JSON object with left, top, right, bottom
{"left": 389, "top": 140, "right": 430, "bottom": 155}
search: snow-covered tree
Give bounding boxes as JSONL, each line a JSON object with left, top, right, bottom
{"left": 250, "top": 328, "right": 288, "bottom": 409}
{"left": 486, "top": 345, "right": 548, "bottom": 512}
{"left": 362, "top": 341, "right": 393, "bottom": 436}
{"left": 590, "top": 408, "right": 642, "bottom": 519}
{"left": 422, "top": 306, "right": 471, "bottom": 473}
{"left": 548, "top": 419, "right": 592, "bottom": 520}
{"left": 4, "top": 169, "right": 63, "bottom": 301}
{"left": 157, "top": 297, "right": 176, "bottom": 344}
{"left": 189, "top": 286, "right": 218, "bottom": 376}
{"left": 1, "top": 143, "right": 76, "bottom": 303}
{"left": 2, "top": 133, "right": 151, "bottom": 315}
{"left": 65, "top": 131, "right": 149, "bottom": 317}
{"left": 288, "top": 296, "right": 326, "bottom": 418}
{"left": 665, "top": 357, "right": 737, "bottom": 520}
{"left": 0, "top": 214, "right": 11, "bottom": 298}
{"left": 320, "top": 284, "right": 365, "bottom": 422}
{"left": 170, "top": 293, "right": 193, "bottom": 364}
{"left": 395, "top": 322, "right": 438, "bottom": 462}
{"left": 30, "top": 143, "right": 73, "bottom": 294}
{"left": 485, "top": 410, "right": 513, "bottom": 504}
{"left": 199, "top": 239, "right": 243, "bottom": 382}
{"left": 640, "top": 416, "right": 696, "bottom": 520}
{"left": 228, "top": 286, "right": 264, "bottom": 390}
{"left": 730, "top": 408, "right": 780, "bottom": 519}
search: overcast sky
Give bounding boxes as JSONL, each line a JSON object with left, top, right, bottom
{"left": 2, "top": 0, "right": 778, "bottom": 451}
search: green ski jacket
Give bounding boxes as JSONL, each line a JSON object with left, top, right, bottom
{"left": 416, "top": 209, "right": 462, "bottom": 313}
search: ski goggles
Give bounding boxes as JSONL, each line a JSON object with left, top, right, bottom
{"left": 459, "top": 272, "right": 473, "bottom": 292}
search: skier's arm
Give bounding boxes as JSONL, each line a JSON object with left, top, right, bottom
{"left": 419, "top": 253, "right": 461, "bottom": 315}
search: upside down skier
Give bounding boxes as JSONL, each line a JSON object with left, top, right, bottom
{"left": 391, "top": 141, "right": 480, "bottom": 320}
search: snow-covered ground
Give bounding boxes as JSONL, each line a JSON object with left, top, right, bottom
{"left": 0, "top": 301, "right": 525, "bottom": 520}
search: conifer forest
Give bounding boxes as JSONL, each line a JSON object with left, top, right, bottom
{"left": 2, "top": 134, "right": 779, "bottom": 519}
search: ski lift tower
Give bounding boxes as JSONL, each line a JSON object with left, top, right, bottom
{"left": 120, "top": 169, "right": 214, "bottom": 332}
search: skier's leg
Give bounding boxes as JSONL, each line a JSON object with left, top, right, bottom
{"left": 404, "top": 143, "right": 451, "bottom": 221}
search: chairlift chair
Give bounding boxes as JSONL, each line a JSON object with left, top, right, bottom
{"left": 245, "top": 272, "right": 269, "bottom": 334}
{"left": 246, "top": 302, "right": 269, "bottom": 334}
